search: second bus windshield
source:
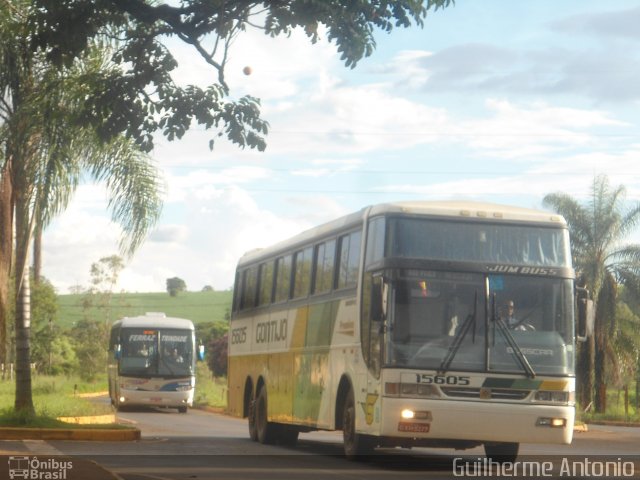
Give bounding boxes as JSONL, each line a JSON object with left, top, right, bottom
{"left": 119, "top": 328, "right": 194, "bottom": 377}
{"left": 386, "top": 271, "right": 575, "bottom": 376}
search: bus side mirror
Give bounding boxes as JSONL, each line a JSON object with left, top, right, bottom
{"left": 576, "top": 295, "right": 594, "bottom": 342}
{"left": 197, "top": 344, "right": 205, "bottom": 361}
{"left": 114, "top": 344, "right": 122, "bottom": 360}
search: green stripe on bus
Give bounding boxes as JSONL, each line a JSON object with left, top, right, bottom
{"left": 482, "top": 378, "right": 542, "bottom": 389}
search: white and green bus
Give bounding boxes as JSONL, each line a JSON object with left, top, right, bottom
{"left": 108, "top": 313, "right": 203, "bottom": 413}
{"left": 228, "top": 201, "right": 591, "bottom": 459}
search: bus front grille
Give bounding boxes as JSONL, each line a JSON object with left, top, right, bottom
{"left": 441, "top": 387, "right": 531, "bottom": 400}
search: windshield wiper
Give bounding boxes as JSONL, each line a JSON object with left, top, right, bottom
{"left": 491, "top": 295, "right": 536, "bottom": 378}
{"left": 438, "top": 291, "right": 478, "bottom": 375}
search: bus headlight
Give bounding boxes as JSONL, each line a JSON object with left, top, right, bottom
{"left": 534, "top": 390, "right": 572, "bottom": 404}
{"left": 536, "top": 417, "right": 566, "bottom": 428}
{"left": 401, "top": 409, "right": 432, "bottom": 420}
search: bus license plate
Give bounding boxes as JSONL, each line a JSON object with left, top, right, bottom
{"left": 398, "top": 422, "right": 430, "bottom": 433}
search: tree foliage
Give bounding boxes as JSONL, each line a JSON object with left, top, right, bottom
{"left": 1, "top": 1, "right": 163, "bottom": 413}
{"left": 166, "top": 277, "right": 187, "bottom": 297}
{"left": 207, "top": 333, "right": 228, "bottom": 378}
{"left": 27, "top": 0, "right": 453, "bottom": 152}
{"left": 544, "top": 175, "right": 640, "bottom": 412}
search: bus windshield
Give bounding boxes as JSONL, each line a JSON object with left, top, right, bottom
{"left": 386, "top": 271, "right": 575, "bottom": 376}
{"left": 388, "top": 218, "right": 571, "bottom": 267}
{"left": 119, "top": 328, "right": 195, "bottom": 377}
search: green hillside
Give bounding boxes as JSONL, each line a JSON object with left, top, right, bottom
{"left": 56, "top": 290, "right": 233, "bottom": 329}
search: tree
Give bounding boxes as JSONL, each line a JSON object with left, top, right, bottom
{"left": 543, "top": 175, "right": 640, "bottom": 412}
{"left": 71, "top": 319, "right": 109, "bottom": 381}
{"left": 27, "top": 0, "right": 453, "bottom": 152}
{"left": 207, "top": 334, "right": 228, "bottom": 378}
{"left": 1, "top": 2, "right": 164, "bottom": 414}
{"left": 3, "top": 0, "right": 455, "bottom": 413}
{"left": 87, "top": 255, "right": 125, "bottom": 324}
{"left": 166, "top": 277, "right": 187, "bottom": 297}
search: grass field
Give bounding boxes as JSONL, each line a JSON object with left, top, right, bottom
{"left": 56, "top": 290, "right": 233, "bottom": 329}
{"left": 0, "top": 374, "right": 112, "bottom": 420}
{"left": 0, "top": 365, "right": 227, "bottom": 426}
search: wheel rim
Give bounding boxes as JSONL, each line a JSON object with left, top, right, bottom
{"left": 343, "top": 397, "right": 356, "bottom": 452}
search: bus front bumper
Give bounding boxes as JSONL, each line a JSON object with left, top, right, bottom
{"left": 117, "top": 388, "right": 194, "bottom": 409}
{"left": 379, "top": 397, "right": 574, "bottom": 445}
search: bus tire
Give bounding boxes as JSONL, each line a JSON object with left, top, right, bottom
{"left": 178, "top": 406, "right": 188, "bottom": 413}
{"left": 342, "top": 388, "right": 374, "bottom": 459}
{"left": 484, "top": 442, "right": 519, "bottom": 463}
{"left": 248, "top": 399, "right": 259, "bottom": 441}
{"left": 255, "top": 388, "right": 277, "bottom": 444}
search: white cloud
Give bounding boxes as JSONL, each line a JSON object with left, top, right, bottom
{"left": 39, "top": 3, "right": 640, "bottom": 296}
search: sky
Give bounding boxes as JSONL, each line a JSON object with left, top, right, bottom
{"left": 42, "top": 0, "right": 640, "bottom": 294}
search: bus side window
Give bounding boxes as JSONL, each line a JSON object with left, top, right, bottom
{"left": 240, "top": 266, "right": 258, "bottom": 310}
{"left": 274, "top": 255, "right": 292, "bottom": 302}
{"left": 258, "top": 261, "right": 274, "bottom": 306}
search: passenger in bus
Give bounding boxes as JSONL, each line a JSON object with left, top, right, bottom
{"left": 168, "top": 348, "right": 184, "bottom": 363}
{"left": 447, "top": 296, "right": 459, "bottom": 337}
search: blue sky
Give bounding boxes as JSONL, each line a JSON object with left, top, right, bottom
{"left": 43, "top": 1, "right": 640, "bottom": 293}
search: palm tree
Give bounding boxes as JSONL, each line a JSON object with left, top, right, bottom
{"left": 1, "top": 1, "right": 163, "bottom": 414}
{"left": 543, "top": 175, "right": 640, "bottom": 412}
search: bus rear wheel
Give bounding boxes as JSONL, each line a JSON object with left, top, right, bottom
{"left": 342, "top": 389, "right": 374, "bottom": 459}
{"left": 248, "top": 398, "right": 258, "bottom": 441}
{"left": 255, "top": 388, "right": 277, "bottom": 444}
{"left": 484, "top": 442, "right": 519, "bottom": 463}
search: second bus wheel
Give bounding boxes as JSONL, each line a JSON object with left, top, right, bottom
{"left": 255, "top": 388, "right": 277, "bottom": 444}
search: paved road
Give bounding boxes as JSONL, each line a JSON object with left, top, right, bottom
{"left": 2, "top": 407, "right": 639, "bottom": 479}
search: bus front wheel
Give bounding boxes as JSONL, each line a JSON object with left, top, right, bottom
{"left": 255, "top": 388, "right": 277, "bottom": 444}
{"left": 342, "top": 389, "right": 374, "bottom": 459}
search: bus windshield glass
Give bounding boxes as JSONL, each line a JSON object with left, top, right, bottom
{"left": 119, "top": 328, "right": 195, "bottom": 377}
{"left": 388, "top": 218, "right": 570, "bottom": 267}
{"left": 386, "top": 271, "right": 575, "bottom": 376}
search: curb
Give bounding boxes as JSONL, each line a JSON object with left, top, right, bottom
{"left": 198, "top": 405, "right": 226, "bottom": 415}
{"left": 0, "top": 427, "right": 140, "bottom": 441}
{"left": 586, "top": 420, "right": 640, "bottom": 428}
{"left": 58, "top": 414, "right": 116, "bottom": 424}
{"left": 75, "top": 391, "right": 110, "bottom": 399}
{"left": 573, "top": 423, "right": 588, "bottom": 433}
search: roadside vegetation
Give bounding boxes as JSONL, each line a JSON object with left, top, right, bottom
{"left": 0, "top": 259, "right": 230, "bottom": 425}
{"left": 0, "top": 373, "right": 111, "bottom": 426}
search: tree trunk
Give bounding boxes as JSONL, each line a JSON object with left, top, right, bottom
{"left": 33, "top": 220, "right": 42, "bottom": 285}
{"left": 594, "top": 332, "right": 607, "bottom": 413}
{"left": 576, "top": 336, "right": 594, "bottom": 410}
{"left": 14, "top": 194, "right": 34, "bottom": 415}
{"left": 0, "top": 165, "right": 13, "bottom": 380}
